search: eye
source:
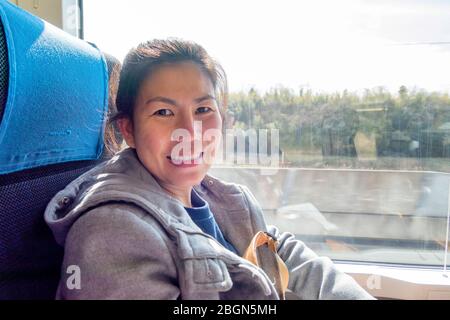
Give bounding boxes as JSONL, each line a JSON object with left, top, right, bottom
{"left": 196, "top": 106, "right": 213, "bottom": 114}
{"left": 153, "top": 109, "right": 174, "bottom": 117}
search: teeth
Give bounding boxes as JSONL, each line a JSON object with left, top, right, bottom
{"left": 171, "top": 153, "right": 202, "bottom": 162}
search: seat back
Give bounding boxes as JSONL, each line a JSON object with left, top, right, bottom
{"left": 0, "top": 0, "right": 121, "bottom": 299}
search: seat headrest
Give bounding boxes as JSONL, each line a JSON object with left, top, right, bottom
{"left": 0, "top": 0, "right": 108, "bottom": 174}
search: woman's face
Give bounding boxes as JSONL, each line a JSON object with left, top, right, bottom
{"left": 119, "top": 61, "right": 223, "bottom": 191}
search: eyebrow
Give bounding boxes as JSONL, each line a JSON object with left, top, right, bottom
{"left": 145, "top": 94, "right": 217, "bottom": 107}
{"left": 145, "top": 96, "right": 178, "bottom": 107}
{"left": 194, "top": 94, "right": 217, "bottom": 104}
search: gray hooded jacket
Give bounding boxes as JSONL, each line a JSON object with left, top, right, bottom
{"left": 44, "top": 147, "right": 374, "bottom": 300}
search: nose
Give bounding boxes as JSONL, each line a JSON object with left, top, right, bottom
{"left": 177, "top": 111, "right": 202, "bottom": 140}
{"left": 172, "top": 112, "right": 203, "bottom": 154}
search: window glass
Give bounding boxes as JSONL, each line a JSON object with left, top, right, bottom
{"left": 84, "top": 0, "right": 450, "bottom": 268}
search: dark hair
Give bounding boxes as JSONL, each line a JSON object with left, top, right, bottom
{"left": 110, "top": 38, "right": 228, "bottom": 125}
{"left": 102, "top": 52, "right": 123, "bottom": 157}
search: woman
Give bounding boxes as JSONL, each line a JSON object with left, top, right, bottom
{"left": 45, "top": 39, "right": 374, "bottom": 300}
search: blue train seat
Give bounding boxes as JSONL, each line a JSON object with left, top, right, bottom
{"left": 0, "top": 0, "right": 121, "bottom": 299}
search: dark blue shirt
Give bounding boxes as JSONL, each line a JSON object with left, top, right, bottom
{"left": 184, "top": 190, "right": 238, "bottom": 254}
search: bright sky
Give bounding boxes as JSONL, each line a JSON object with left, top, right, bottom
{"left": 83, "top": 0, "right": 450, "bottom": 94}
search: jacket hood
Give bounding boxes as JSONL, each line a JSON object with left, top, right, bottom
{"left": 44, "top": 147, "right": 214, "bottom": 246}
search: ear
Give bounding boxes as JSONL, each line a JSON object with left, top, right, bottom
{"left": 117, "top": 117, "right": 136, "bottom": 148}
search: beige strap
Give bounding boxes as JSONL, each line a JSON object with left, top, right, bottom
{"left": 243, "top": 231, "right": 289, "bottom": 299}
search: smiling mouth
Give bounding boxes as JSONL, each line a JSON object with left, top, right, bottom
{"left": 167, "top": 152, "right": 204, "bottom": 165}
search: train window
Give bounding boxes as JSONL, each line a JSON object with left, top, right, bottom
{"left": 83, "top": 0, "right": 450, "bottom": 273}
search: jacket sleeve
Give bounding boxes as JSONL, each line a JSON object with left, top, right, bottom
{"left": 267, "top": 224, "right": 375, "bottom": 300}
{"left": 57, "top": 203, "right": 180, "bottom": 299}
